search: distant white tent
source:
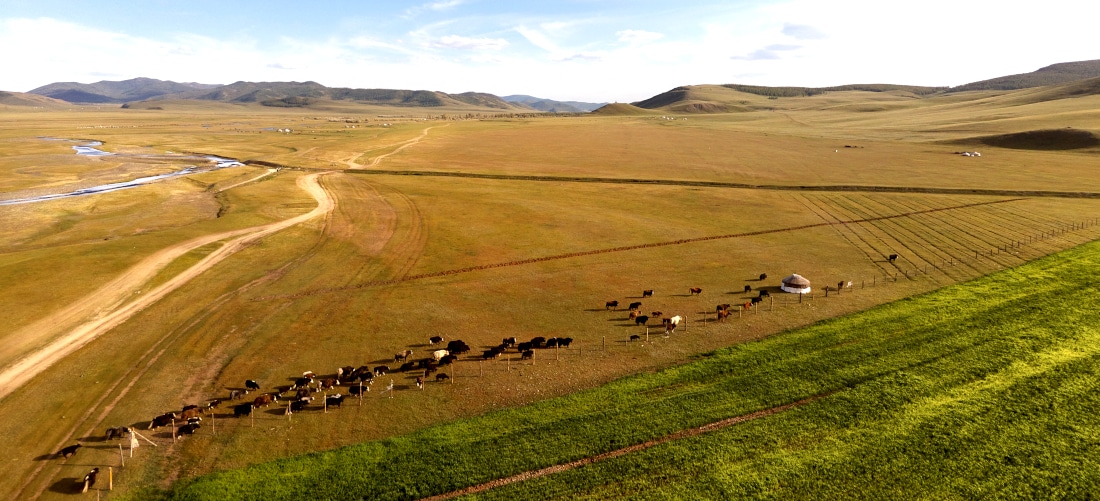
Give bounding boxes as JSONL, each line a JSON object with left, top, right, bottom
{"left": 781, "top": 274, "right": 811, "bottom": 294}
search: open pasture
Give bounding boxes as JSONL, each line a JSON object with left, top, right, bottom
{"left": 1, "top": 91, "right": 1099, "bottom": 499}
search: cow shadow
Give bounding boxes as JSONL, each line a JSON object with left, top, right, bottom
{"left": 76, "top": 434, "right": 107, "bottom": 443}
{"left": 47, "top": 478, "right": 84, "bottom": 494}
{"left": 33, "top": 453, "right": 57, "bottom": 461}
{"left": 583, "top": 308, "right": 607, "bottom": 312}
{"left": 264, "top": 408, "right": 290, "bottom": 416}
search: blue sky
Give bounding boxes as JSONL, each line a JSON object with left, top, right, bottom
{"left": 3, "top": 0, "right": 1098, "bottom": 102}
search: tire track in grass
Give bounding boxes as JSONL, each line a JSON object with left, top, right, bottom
{"left": 253, "top": 199, "right": 1027, "bottom": 301}
{"left": 792, "top": 194, "right": 892, "bottom": 276}
{"left": 417, "top": 392, "right": 834, "bottom": 501}
{"left": 842, "top": 194, "right": 965, "bottom": 282}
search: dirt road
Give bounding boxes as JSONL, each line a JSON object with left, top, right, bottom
{"left": 0, "top": 172, "right": 334, "bottom": 401}
{"left": 347, "top": 124, "right": 449, "bottom": 169}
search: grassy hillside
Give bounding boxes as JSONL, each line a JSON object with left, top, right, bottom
{"left": 949, "top": 59, "right": 1100, "bottom": 93}
{"left": 150, "top": 236, "right": 1100, "bottom": 500}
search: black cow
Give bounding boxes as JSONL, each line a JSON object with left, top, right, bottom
{"left": 744, "top": 285, "right": 752, "bottom": 293}
{"left": 530, "top": 337, "right": 546, "bottom": 348}
{"left": 233, "top": 403, "right": 253, "bottom": 417}
{"left": 349, "top": 384, "right": 369, "bottom": 396}
{"left": 245, "top": 380, "right": 260, "bottom": 392}
{"left": 716, "top": 304, "right": 731, "bottom": 312}
{"left": 104, "top": 426, "right": 130, "bottom": 440}
{"left": 759, "top": 273, "right": 767, "bottom": 281}
{"left": 58, "top": 444, "right": 82, "bottom": 459}
{"left": 435, "top": 373, "right": 450, "bottom": 382}
{"left": 605, "top": 300, "right": 619, "bottom": 310}
{"left": 517, "top": 342, "right": 533, "bottom": 352}
{"left": 520, "top": 350, "right": 535, "bottom": 360}
{"left": 758, "top": 290, "right": 770, "bottom": 298}
{"left": 374, "top": 365, "right": 389, "bottom": 376}
{"left": 291, "top": 376, "right": 312, "bottom": 390}
{"left": 291, "top": 397, "right": 313, "bottom": 412}
{"left": 440, "top": 354, "right": 458, "bottom": 365}
{"left": 839, "top": 281, "right": 846, "bottom": 290}
{"left": 545, "top": 338, "right": 559, "bottom": 348}
{"left": 642, "top": 289, "right": 653, "bottom": 298}
{"left": 502, "top": 337, "right": 517, "bottom": 347}
{"left": 888, "top": 254, "right": 899, "bottom": 262}
{"left": 429, "top": 335, "right": 444, "bottom": 345}
{"left": 635, "top": 315, "right": 649, "bottom": 326}
{"left": 750, "top": 296, "right": 763, "bottom": 305}
{"left": 149, "top": 412, "right": 177, "bottom": 430}
{"left": 447, "top": 340, "right": 471, "bottom": 354}
{"left": 399, "top": 361, "right": 416, "bottom": 372}
{"left": 558, "top": 337, "right": 574, "bottom": 347}
{"left": 628, "top": 301, "right": 642, "bottom": 311}
{"left": 176, "top": 423, "right": 201, "bottom": 439}
{"left": 629, "top": 334, "right": 641, "bottom": 342}
{"left": 483, "top": 349, "right": 500, "bottom": 360}
{"left": 326, "top": 394, "right": 345, "bottom": 408}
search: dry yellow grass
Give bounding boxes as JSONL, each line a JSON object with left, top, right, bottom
{"left": 1, "top": 86, "right": 1099, "bottom": 499}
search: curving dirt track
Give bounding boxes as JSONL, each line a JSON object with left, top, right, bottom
{"left": 348, "top": 124, "right": 449, "bottom": 170}
{"left": 0, "top": 172, "right": 334, "bottom": 402}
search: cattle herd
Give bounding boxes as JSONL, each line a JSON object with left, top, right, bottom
{"left": 53, "top": 277, "right": 775, "bottom": 466}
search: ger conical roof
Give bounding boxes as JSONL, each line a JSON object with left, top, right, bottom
{"left": 782, "top": 273, "right": 811, "bottom": 286}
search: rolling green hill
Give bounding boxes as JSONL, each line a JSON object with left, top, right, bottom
{"left": 948, "top": 59, "right": 1100, "bottom": 93}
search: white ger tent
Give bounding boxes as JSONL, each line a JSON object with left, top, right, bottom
{"left": 781, "top": 274, "right": 811, "bottom": 294}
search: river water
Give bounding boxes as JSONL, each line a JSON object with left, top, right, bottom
{"left": 0, "top": 140, "right": 245, "bottom": 206}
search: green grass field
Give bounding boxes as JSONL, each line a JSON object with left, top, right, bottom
{"left": 148, "top": 233, "right": 1100, "bottom": 500}
{"left": 0, "top": 85, "right": 1098, "bottom": 499}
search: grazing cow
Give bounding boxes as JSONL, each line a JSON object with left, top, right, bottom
{"left": 233, "top": 403, "right": 253, "bottom": 417}
{"left": 337, "top": 366, "right": 356, "bottom": 381}
{"left": 744, "top": 301, "right": 752, "bottom": 309}
{"left": 521, "top": 350, "right": 535, "bottom": 360}
{"left": 229, "top": 389, "right": 243, "bottom": 400}
{"left": 176, "top": 423, "right": 200, "bottom": 439}
{"left": 716, "top": 304, "right": 731, "bottom": 312}
{"left": 759, "top": 273, "right": 767, "bottom": 281}
{"left": 186, "top": 416, "right": 202, "bottom": 425}
{"left": 349, "top": 385, "right": 369, "bottom": 396}
{"left": 629, "top": 310, "right": 640, "bottom": 320}
{"left": 663, "top": 316, "right": 682, "bottom": 334}
{"left": 628, "top": 301, "right": 642, "bottom": 311}
{"left": 744, "top": 285, "right": 752, "bottom": 293}
{"left": 517, "top": 342, "right": 533, "bottom": 352}
{"left": 398, "top": 350, "right": 414, "bottom": 362}
{"left": 290, "top": 399, "right": 309, "bottom": 412}
{"left": 629, "top": 334, "right": 641, "bottom": 342}
{"left": 204, "top": 399, "right": 222, "bottom": 414}
{"left": 502, "top": 337, "right": 517, "bottom": 347}
{"left": 374, "top": 365, "right": 390, "bottom": 376}
{"left": 530, "top": 337, "right": 547, "bottom": 348}
{"left": 424, "top": 365, "right": 438, "bottom": 376}
{"left": 888, "top": 254, "right": 899, "bottom": 262}
{"left": 483, "top": 349, "right": 500, "bottom": 360}
{"left": 417, "top": 358, "right": 434, "bottom": 370}
{"left": 635, "top": 315, "right": 649, "bottom": 326}
{"left": 326, "top": 394, "right": 345, "bottom": 408}
{"left": 429, "top": 336, "right": 444, "bottom": 345}
{"left": 245, "top": 380, "right": 260, "bottom": 392}
{"left": 180, "top": 407, "right": 201, "bottom": 421}
{"left": 642, "top": 289, "right": 654, "bottom": 298}
{"left": 82, "top": 467, "right": 99, "bottom": 493}
{"left": 399, "top": 361, "right": 416, "bottom": 372}
{"left": 295, "top": 387, "right": 314, "bottom": 399}
{"left": 440, "top": 354, "right": 458, "bottom": 365}
{"left": 689, "top": 287, "right": 702, "bottom": 295}
{"left": 58, "top": 444, "right": 82, "bottom": 459}
{"left": 718, "top": 309, "right": 731, "bottom": 322}
{"left": 149, "top": 412, "right": 177, "bottom": 430}
{"left": 416, "top": 377, "right": 424, "bottom": 389}
{"left": 432, "top": 349, "right": 450, "bottom": 361}
{"left": 559, "top": 337, "right": 574, "bottom": 347}
{"left": 253, "top": 393, "right": 277, "bottom": 408}
{"left": 355, "top": 366, "right": 374, "bottom": 381}
{"left": 447, "top": 340, "right": 471, "bottom": 354}
{"left": 758, "top": 290, "right": 770, "bottom": 298}
{"left": 105, "top": 426, "right": 130, "bottom": 440}
{"left": 291, "top": 377, "right": 312, "bottom": 390}
{"left": 751, "top": 296, "right": 763, "bottom": 305}
{"left": 605, "top": 300, "right": 619, "bottom": 310}
{"left": 838, "top": 281, "right": 846, "bottom": 290}
{"left": 436, "top": 373, "right": 450, "bottom": 382}
{"left": 320, "top": 378, "right": 339, "bottom": 390}
{"left": 650, "top": 311, "right": 663, "bottom": 319}
{"left": 546, "top": 338, "right": 559, "bottom": 348}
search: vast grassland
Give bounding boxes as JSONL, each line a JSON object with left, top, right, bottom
{"left": 151, "top": 234, "right": 1100, "bottom": 500}
{"left": 0, "top": 87, "right": 1098, "bottom": 499}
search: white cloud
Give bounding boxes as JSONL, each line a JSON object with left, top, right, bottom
{"left": 429, "top": 35, "right": 508, "bottom": 51}
{"left": 616, "top": 29, "right": 664, "bottom": 44}
{"left": 781, "top": 23, "right": 826, "bottom": 40}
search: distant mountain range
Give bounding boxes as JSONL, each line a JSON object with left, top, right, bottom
{"left": 12, "top": 59, "right": 1100, "bottom": 113}
{"left": 501, "top": 95, "right": 606, "bottom": 113}
{"left": 22, "top": 78, "right": 600, "bottom": 113}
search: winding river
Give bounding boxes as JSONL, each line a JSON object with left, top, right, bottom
{"left": 0, "top": 140, "right": 245, "bottom": 206}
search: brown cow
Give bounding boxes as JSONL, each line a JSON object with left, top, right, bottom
{"left": 253, "top": 393, "right": 277, "bottom": 408}
{"left": 605, "top": 300, "right": 619, "bottom": 310}
{"left": 689, "top": 287, "right": 702, "bottom": 295}
{"left": 718, "top": 309, "right": 731, "bottom": 322}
